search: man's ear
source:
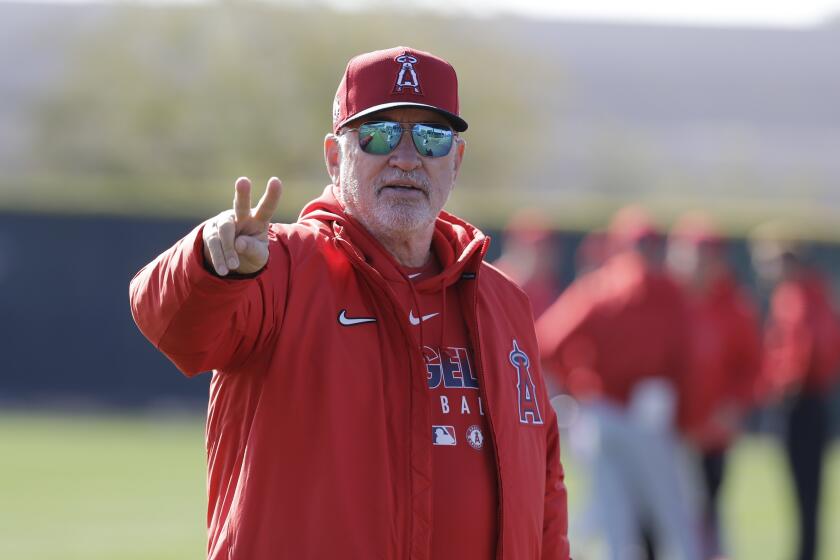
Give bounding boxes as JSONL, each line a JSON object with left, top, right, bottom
{"left": 324, "top": 134, "right": 341, "bottom": 185}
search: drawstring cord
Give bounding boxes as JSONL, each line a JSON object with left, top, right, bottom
{"left": 407, "top": 276, "right": 426, "bottom": 355}
{"left": 440, "top": 282, "right": 448, "bottom": 353}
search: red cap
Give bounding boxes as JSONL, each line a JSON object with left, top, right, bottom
{"left": 670, "top": 211, "right": 725, "bottom": 249}
{"left": 505, "top": 208, "right": 553, "bottom": 244}
{"left": 332, "top": 46, "right": 468, "bottom": 133}
{"left": 608, "top": 205, "right": 662, "bottom": 245}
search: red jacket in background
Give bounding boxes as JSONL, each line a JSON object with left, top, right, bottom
{"left": 129, "top": 186, "right": 569, "bottom": 560}
{"left": 763, "top": 271, "right": 840, "bottom": 397}
{"left": 492, "top": 263, "right": 561, "bottom": 319}
{"left": 536, "top": 252, "right": 692, "bottom": 422}
{"left": 682, "top": 275, "right": 763, "bottom": 451}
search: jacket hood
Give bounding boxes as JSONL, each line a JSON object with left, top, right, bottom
{"left": 299, "top": 185, "right": 489, "bottom": 291}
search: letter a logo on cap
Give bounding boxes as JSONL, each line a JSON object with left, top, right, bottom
{"left": 394, "top": 53, "right": 422, "bottom": 95}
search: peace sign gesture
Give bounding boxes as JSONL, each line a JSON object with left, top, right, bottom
{"left": 202, "top": 177, "right": 282, "bottom": 276}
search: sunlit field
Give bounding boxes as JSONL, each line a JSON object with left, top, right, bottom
{"left": 0, "top": 412, "right": 837, "bottom": 559}
{"left": 0, "top": 413, "right": 206, "bottom": 560}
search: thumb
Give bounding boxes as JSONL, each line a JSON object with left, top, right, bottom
{"left": 235, "top": 235, "right": 266, "bottom": 256}
{"left": 233, "top": 235, "right": 269, "bottom": 273}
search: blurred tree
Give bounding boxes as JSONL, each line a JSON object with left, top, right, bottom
{"left": 28, "top": 3, "right": 556, "bottom": 218}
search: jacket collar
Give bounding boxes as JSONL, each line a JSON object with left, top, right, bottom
{"left": 300, "top": 185, "right": 489, "bottom": 291}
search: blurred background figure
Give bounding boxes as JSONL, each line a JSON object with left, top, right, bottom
{"left": 750, "top": 231, "right": 840, "bottom": 560}
{"left": 574, "top": 229, "right": 611, "bottom": 278}
{"left": 668, "top": 212, "right": 764, "bottom": 560}
{"left": 493, "top": 207, "right": 563, "bottom": 318}
{"left": 537, "top": 205, "right": 701, "bottom": 560}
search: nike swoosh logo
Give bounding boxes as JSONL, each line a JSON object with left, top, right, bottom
{"left": 407, "top": 272, "right": 422, "bottom": 279}
{"left": 338, "top": 309, "right": 377, "bottom": 326}
{"left": 408, "top": 310, "right": 440, "bottom": 326}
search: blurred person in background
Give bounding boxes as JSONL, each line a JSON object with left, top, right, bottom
{"left": 537, "top": 206, "right": 701, "bottom": 560}
{"left": 574, "top": 229, "right": 610, "bottom": 278}
{"left": 129, "top": 46, "right": 569, "bottom": 560}
{"left": 493, "top": 207, "right": 564, "bottom": 319}
{"left": 751, "top": 233, "right": 840, "bottom": 560}
{"left": 668, "top": 213, "right": 763, "bottom": 560}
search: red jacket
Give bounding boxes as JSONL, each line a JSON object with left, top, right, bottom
{"left": 763, "top": 271, "right": 840, "bottom": 397}
{"left": 129, "top": 187, "right": 569, "bottom": 560}
{"left": 536, "top": 253, "right": 691, "bottom": 424}
{"left": 682, "top": 276, "right": 763, "bottom": 451}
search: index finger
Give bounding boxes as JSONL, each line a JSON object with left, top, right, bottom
{"left": 233, "top": 177, "right": 252, "bottom": 223}
{"left": 254, "top": 177, "right": 282, "bottom": 222}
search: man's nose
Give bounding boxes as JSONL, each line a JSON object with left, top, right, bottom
{"left": 388, "top": 130, "right": 422, "bottom": 171}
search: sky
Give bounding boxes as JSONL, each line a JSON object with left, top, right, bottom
{"left": 326, "top": 0, "right": 840, "bottom": 27}
{"left": 8, "top": 0, "right": 840, "bottom": 28}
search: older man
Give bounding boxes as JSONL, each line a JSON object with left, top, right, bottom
{"left": 130, "top": 46, "right": 569, "bottom": 560}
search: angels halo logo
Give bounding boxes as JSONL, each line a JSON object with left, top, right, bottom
{"left": 393, "top": 53, "right": 422, "bottom": 94}
{"left": 466, "top": 425, "right": 484, "bottom": 450}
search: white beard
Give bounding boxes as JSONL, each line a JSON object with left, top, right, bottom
{"left": 340, "top": 173, "right": 440, "bottom": 238}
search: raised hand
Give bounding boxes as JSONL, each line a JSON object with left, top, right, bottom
{"left": 202, "top": 177, "right": 282, "bottom": 276}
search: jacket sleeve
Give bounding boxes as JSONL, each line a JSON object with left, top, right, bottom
{"left": 763, "top": 284, "right": 814, "bottom": 396}
{"left": 129, "top": 223, "right": 290, "bottom": 376}
{"left": 542, "top": 404, "right": 570, "bottom": 560}
{"left": 536, "top": 279, "right": 600, "bottom": 394}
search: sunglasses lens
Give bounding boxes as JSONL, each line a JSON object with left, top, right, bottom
{"left": 358, "top": 121, "right": 402, "bottom": 155}
{"left": 411, "top": 123, "right": 454, "bottom": 158}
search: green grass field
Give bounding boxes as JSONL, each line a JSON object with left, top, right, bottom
{"left": 0, "top": 412, "right": 837, "bottom": 559}
{"left": 0, "top": 413, "right": 206, "bottom": 560}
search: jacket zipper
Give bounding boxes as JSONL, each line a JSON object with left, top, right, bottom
{"left": 464, "top": 238, "right": 505, "bottom": 560}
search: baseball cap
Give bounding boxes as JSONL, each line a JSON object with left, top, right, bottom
{"left": 332, "top": 46, "right": 468, "bottom": 133}
{"left": 608, "top": 205, "right": 663, "bottom": 245}
{"left": 670, "top": 211, "right": 725, "bottom": 250}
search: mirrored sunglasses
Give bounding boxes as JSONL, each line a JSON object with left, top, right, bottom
{"left": 348, "top": 121, "right": 455, "bottom": 158}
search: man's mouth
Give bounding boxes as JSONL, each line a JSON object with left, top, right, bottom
{"left": 380, "top": 183, "right": 426, "bottom": 195}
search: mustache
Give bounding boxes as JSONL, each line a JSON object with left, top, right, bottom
{"left": 375, "top": 171, "right": 430, "bottom": 193}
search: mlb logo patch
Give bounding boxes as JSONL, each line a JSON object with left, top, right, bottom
{"left": 432, "top": 425, "right": 457, "bottom": 446}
